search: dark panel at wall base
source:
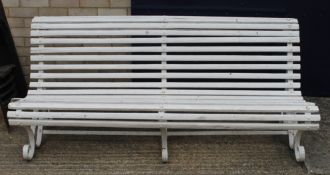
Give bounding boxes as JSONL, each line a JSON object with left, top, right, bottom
{"left": 132, "top": 0, "right": 330, "bottom": 97}
{"left": 0, "top": 2, "right": 27, "bottom": 97}
{"left": 132, "top": 0, "right": 289, "bottom": 16}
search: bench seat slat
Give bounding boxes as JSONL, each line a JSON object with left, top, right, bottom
{"left": 8, "top": 120, "right": 318, "bottom": 130}
{"left": 17, "top": 100, "right": 311, "bottom": 106}
{"left": 17, "top": 97, "right": 313, "bottom": 105}
{"left": 17, "top": 95, "right": 308, "bottom": 102}
{"left": 7, "top": 111, "right": 320, "bottom": 122}
{"left": 8, "top": 101, "right": 318, "bottom": 113}
{"left": 22, "top": 95, "right": 305, "bottom": 101}
{"left": 40, "top": 130, "right": 287, "bottom": 136}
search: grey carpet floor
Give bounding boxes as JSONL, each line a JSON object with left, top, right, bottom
{"left": 0, "top": 97, "right": 329, "bottom": 175}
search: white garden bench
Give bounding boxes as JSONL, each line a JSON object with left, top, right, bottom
{"left": 7, "top": 16, "right": 320, "bottom": 162}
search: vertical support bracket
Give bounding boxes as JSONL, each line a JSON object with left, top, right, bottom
{"left": 160, "top": 116, "right": 168, "bottom": 163}
{"left": 285, "top": 43, "right": 305, "bottom": 161}
{"left": 288, "top": 129, "right": 296, "bottom": 149}
{"left": 286, "top": 43, "right": 294, "bottom": 90}
{"left": 33, "top": 42, "right": 45, "bottom": 148}
{"left": 286, "top": 113, "right": 297, "bottom": 149}
{"left": 35, "top": 125, "right": 43, "bottom": 147}
{"left": 160, "top": 33, "right": 168, "bottom": 162}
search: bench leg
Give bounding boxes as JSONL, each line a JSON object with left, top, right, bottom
{"left": 288, "top": 130, "right": 296, "bottom": 149}
{"left": 161, "top": 127, "right": 168, "bottom": 163}
{"left": 22, "top": 126, "right": 36, "bottom": 160}
{"left": 29, "top": 125, "right": 43, "bottom": 147}
{"left": 286, "top": 119, "right": 298, "bottom": 149}
{"left": 292, "top": 130, "right": 305, "bottom": 162}
{"left": 35, "top": 126, "right": 43, "bottom": 148}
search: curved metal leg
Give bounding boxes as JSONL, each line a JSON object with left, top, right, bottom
{"left": 285, "top": 114, "right": 297, "bottom": 150}
{"left": 288, "top": 130, "right": 296, "bottom": 149}
{"left": 35, "top": 126, "right": 43, "bottom": 148}
{"left": 23, "top": 126, "right": 36, "bottom": 160}
{"left": 30, "top": 125, "right": 36, "bottom": 134}
{"left": 161, "top": 128, "right": 168, "bottom": 163}
{"left": 293, "top": 131, "right": 305, "bottom": 162}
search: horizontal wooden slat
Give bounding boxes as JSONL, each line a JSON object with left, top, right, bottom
{"left": 18, "top": 95, "right": 307, "bottom": 102}
{"left": 8, "top": 101, "right": 318, "bottom": 112}
{"left": 8, "top": 111, "right": 319, "bottom": 121}
{"left": 32, "top": 16, "right": 298, "bottom": 23}
{"left": 31, "top": 55, "right": 301, "bottom": 62}
{"left": 30, "top": 73, "right": 300, "bottom": 79}
{"left": 31, "top": 37, "right": 300, "bottom": 45}
{"left": 32, "top": 23, "right": 299, "bottom": 30}
{"left": 17, "top": 95, "right": 311, "bottom": 104}
{"left": 27, "top": 89, "right": 301, "bottom": 96}
{"left": 18, "top": 96, "right": 306, "bottom": 110}
{"left": 18, "top": 99, "right": 311, "bottom": 107}
{"left": 22, "top": 95, "right": 305, "bottom": 101}
{"left": 8, "top": 119, "right": 319, "bottom": 130}
{"left": 42, "top": 130, "right": 289, "bottom": 136}
{"left": 31, "top": 30, "right": 300, "bottom": 37}
{"left": 31, "top": 46, "right": 300, "bottom": 54}
{"left": 29, "top": 82, "right": 300, "bottom": 89}
{"left": 31, "top": 64, "right": 300, "bottom": 70}
{"left": 20, "top": 100, "right": 308, "bottom": 106}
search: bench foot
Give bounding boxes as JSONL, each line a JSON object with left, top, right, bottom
{"left": 161, "top": 128, "right": 168, "bottom": 163}
{"left": 293, "top": 131, "right": 305, "bottom": 162}
{"left": 22, "top": 127, "right": 36, "bottom": 160}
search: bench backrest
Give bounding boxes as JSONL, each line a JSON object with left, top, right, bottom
{"left": 29, "top": 16, "right": 301, "bottom": 97}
